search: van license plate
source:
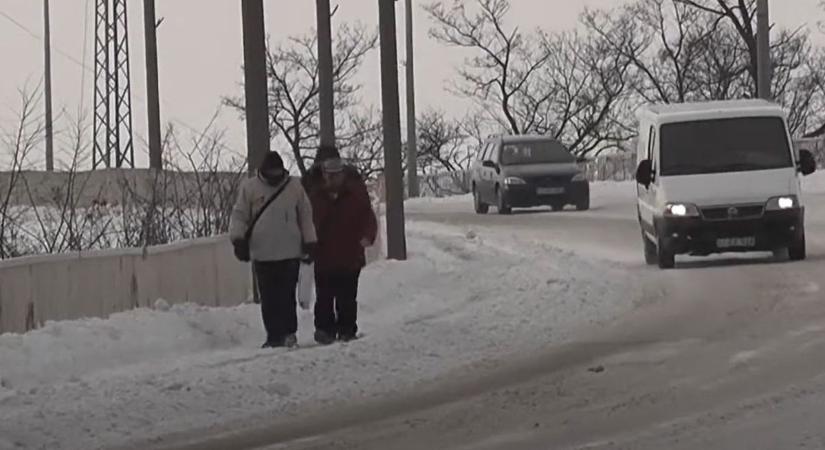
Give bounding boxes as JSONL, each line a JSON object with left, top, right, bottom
{"left": 537, "top": 187, "right": 564, "bottom": 195}
{"left": 717, "top": 237, "right": 756, "bottom": 248}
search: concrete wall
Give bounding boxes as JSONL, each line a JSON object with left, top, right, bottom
{"left": 0, "top": 236, "right": 252, "bottom": 335}
{"left": 0, "top": 221, "right": 387, "bottom": 335}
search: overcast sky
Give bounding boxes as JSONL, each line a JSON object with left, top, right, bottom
{"left": 1, "top": 0, "right": 823, "bottom": 167}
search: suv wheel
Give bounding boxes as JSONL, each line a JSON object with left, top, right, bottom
{"left": 496, "top": 187, "right": 512, "bottom": 215}
{"left": 473, "top": 187, "right": 489, "bottom": 215}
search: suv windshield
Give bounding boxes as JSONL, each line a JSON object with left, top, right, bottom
{"left": 499, "top": 140, "right": 574, "bottom": 165}
{"left": 660, "top": 117, "right": 793, "bottom": 176}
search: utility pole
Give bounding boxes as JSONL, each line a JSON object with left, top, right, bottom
{"left": 144, "top": 0, "right": 163, "bottom": 169}
{"left": 316, "top": 0, "right": 336, "bottom": 153}
{"left": 241, "top": 0, "right": 270, "bottom": 173}
{"left": 241, "top": 0, "right": 270, "bottom": 305}
{"left": 378, "top": 0, "right": 407, "bottom": 260}
{"left": 405, "top": 0, "right": 419, "bottom": 198}
{"left": 756, "top": 0, "right": 771, "bottom": 100}
{"left": 43, "top": 0, "right": 54, "bottom": 171}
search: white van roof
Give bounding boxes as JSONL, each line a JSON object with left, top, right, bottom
{"left": 637, "top": 99, "right": 786, "bottom": 124}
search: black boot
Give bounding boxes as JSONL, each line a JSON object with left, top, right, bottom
{"left": 314, "top": 330, "right": 336, "bottom": 346}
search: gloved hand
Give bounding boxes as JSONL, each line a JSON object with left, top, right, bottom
{"left": 232, "top": 239, "right": 250, "bottom": 262}
{"left": 301, "top": 242, "right": 317, "bottom": 265}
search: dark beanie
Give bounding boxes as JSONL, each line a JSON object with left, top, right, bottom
{"left": 260, "top": 151, "right": 284, "bottom": 171}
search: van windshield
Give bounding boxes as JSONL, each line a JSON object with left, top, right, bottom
{"left": 500, "top": 140, "right": 575, "bottom": 165}
{"left": 659, "top": 117, "right": 793, "bottom": 176}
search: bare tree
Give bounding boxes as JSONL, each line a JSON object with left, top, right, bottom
{"left": 584, "top": 0, "right": 725, "bottom": 104}
{"left": 0, "top": 88, "right": 44, "bottom": 258}
{"left": 337, "top": 108, "right": 384, "bottom": 181}
{"left": 226, "top": 23, "right": 377, "bottom": 175}
{"left": 425, "top": 0, "right": 551, "bottom": 135}
{"left": 587, "top": 0, "right": 824, "bottom": 136}
{"left": 675, "top": 1, "right": 812, "bottom": 95}
{"left": 415, "top": 109, "right": 490, "bottom": 195}
{"left": 521, "top": 30, "right": 634, "bottom": 155}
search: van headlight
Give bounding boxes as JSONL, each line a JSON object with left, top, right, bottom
{"left": 665, "top": 202, "right": 700, "bottom": 217}
{"left": 504, "top": 177, "right": 526, "bottom": 185}
{"left": 766, "top": 195, "right": 798, "bottom": 211}
{"left": 572, "top": 172, "right": 586, "bottom": 182}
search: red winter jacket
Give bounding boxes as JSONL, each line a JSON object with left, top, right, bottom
{"left": 309, "top": 178, "right": 378, "bottom": 272}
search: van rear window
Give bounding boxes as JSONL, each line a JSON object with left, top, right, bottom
{"left": 659, "top": 117, "right": 793, "bottom": 176}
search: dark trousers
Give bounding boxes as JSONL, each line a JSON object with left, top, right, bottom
{"left": 253, "top": 259, "right": 300, "bottom": 342}
{"left": 314, "top": 270, "right": 361, "bottom": 337}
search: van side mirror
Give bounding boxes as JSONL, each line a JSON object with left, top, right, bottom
{"left": 636, "top": 159, "right": 653, "bottom": 187}
{"left": 798, "top": 149, "right": 817, "bottom": 176}
{"left": 482, "top": 160, "right": 499, "bottom": 173}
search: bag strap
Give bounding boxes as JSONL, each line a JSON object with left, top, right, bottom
{"left": 244, "top": 178, "right": 291, "bottom": 241}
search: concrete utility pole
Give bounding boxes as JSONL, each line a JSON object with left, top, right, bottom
{"left": 43, "top": 0, "right": 54, "bottom": 171}
{"left": 378, "top": 0, "right": 408, "bottom": 260}
{"left": 241, "top": 0, "right": 270, "bottom": 173}
{"left": 144, "top": 0, "right": 163, "bottom": 169}
{"left": 756, "top": 0, "right": 771, "bottom": 100}
{"left": 405, "top": 0, "right": 419, "bottom": 198}
{"left": 316, "top": 0, "right": 336, "bottom": 152}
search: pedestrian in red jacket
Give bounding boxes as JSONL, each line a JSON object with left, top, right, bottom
{"left": 308, "top": 156, "right": 377, "bottom": 344}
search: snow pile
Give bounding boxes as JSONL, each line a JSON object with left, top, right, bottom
{"left": 0, "top": 221, "right": 637, "bottom": 450}
{"left": 802, "top": 170, "right": 825, "bottom": 194}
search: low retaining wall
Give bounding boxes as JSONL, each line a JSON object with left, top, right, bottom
{"left": 0, "top": 220, "right": 387, "bottom": 335}
{"left": 0, "top": 236, "right": 251, "bottom": 335}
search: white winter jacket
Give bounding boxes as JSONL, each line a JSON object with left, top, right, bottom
{"left": 229, "top": 175, "right": 317, "bottom": 262}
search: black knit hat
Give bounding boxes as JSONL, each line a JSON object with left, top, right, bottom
{"left": 316, "top": 145, "right": 340, "bottom": 163}
{"left": 260, "top": 151, "right": 285, "bottom": 171}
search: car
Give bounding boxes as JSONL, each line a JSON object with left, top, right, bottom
{"left": 469, "top": 135, "right": 590, "bottom": 215}
{"left": 634, "top": 99, "right": 817, "bottom": 269}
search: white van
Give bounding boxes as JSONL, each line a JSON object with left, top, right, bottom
{"left": 635, "top": 100, "right": 817, "bottom": 269}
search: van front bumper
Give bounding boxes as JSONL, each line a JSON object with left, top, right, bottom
{"left": 654, "top": 208, "right": 804, "bottom": 255}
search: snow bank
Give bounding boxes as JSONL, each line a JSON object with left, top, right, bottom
{"left": 803, "top": 171, "right": 825, "bottom": 194}
{"left": 0, "top": 221, "right": 637, "bottom": 450}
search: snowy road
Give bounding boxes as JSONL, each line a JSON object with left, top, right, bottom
{"left": 211, "top": 183, "right": 825, "bottom": 450}
{"left": 4, "top": 181, "right": 825, "bottom": 449}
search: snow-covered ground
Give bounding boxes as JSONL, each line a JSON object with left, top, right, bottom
{"left": 0, "top": 221, "right": 638, "bottom": 450}
{"left": 3, "top": 171, "right": 825, "bottom": 450}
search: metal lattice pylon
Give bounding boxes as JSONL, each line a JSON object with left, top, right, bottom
{"left": 93, "top": 0, "right": 135, "bottom": 169}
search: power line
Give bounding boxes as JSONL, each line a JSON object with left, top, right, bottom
{"left": 1, "top": 7, "right": 245, "bottom": 161}
{"left": 0, "top": 10, "right": 93, "bottom": 72}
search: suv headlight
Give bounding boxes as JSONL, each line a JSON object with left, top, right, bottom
{"left": 572, "top": 172, "right": 586, "bottom": 182}
{"left": 765, "top": 195, "right": 798, "bottom": 211}
{"left": 664, "top": 202, "right": 700, "bottom": 217}
{"left": 504, "top": 177, "right": 526, "bottom": 185}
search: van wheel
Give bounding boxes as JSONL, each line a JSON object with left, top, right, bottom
{"left": 473, "top": 188, "right": 489, "bottom": 214}
{"left": 576, "top": 195, "right": 590, "bottom": 211}
{"left": 789, "top": 230, "right": 807, "bottom": 261}
{"left": 551, "top": 202, "right": 564, "bottom": 212}
{"left": 657, "top": 238, "right": 675, "bottom": 269}
{"left": 497, "top": 187, "right": 512, "bottom": 215}
{"left": 643, "top": 233, "right": 658, "bottom": 265}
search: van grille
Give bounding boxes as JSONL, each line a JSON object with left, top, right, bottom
{"left": 701, "top": 204, "right": 764, "bottom": 221}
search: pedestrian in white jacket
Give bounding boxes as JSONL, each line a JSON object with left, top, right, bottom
{"left": 229, "top": 151, "right": 317, "bottom": 348}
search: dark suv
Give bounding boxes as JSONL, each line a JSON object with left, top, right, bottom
{"left": 470, "top": 135, "right": 590, "bottom": 214}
